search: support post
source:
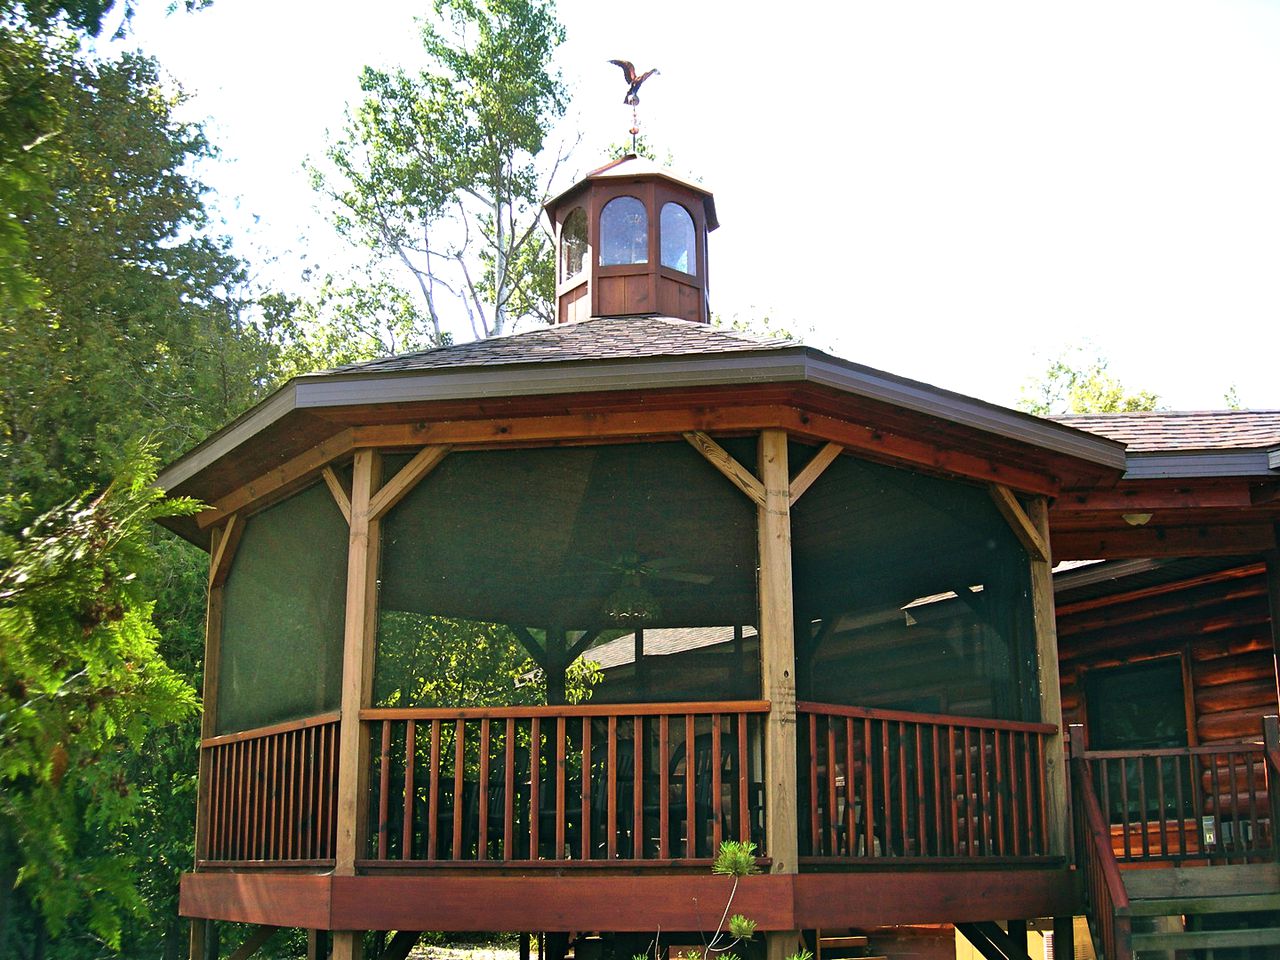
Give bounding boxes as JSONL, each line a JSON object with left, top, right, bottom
{"left": 332, "top": 449, "right": 383, "bottom": 960}
{"left": 757, "top": 429, "right": 802, "bottom": 960}
{"left": 1029, "top": 496, "right": 1069, "bottom": 858}
{"left": 1264, "top": 544, "right": 1280, "bottom": 705}
{"left": 1052, "top": 916, "right": 1076, "bottom": 960}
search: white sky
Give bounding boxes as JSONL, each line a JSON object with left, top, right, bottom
{"left": 117, "top": 0, "right": 1280, "bottom": 411}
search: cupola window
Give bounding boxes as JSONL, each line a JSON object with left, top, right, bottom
{"left": 561, "top": 207, "right": 587, "bottom": 280}
{"left": 660, "top": 202, "right": 696, "bottom": 275}
{"left": 599, "top": 196, "right": 648, "bottom": 266}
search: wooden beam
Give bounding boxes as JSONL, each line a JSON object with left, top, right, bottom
{"left": 788, "top": 442, "right": 842, "bottom": 504}
{"left": 1028, "top": 497, "right": 1068, "bottom": 858}
{"left": 368, "top": 445, "right": 451, "bottom": 520}
{"left": 207, "top": 514, "right": 243, "bottom": 589}
{"left": 227, "top": 926, "right": 278, "bottom": 960}
{"left": 684, "top": 431, "right": 766, "bottom": 506}
{"left": 1052, "top": 482, "right": 1259, "bottom": 513}
{"left": 333, "top": 449, "right": 382, "bottom": 960}
{"left": 197, "top": 428, "right": 356, "bottom": 529}
{"left": 1052, "top": 522, "right": 1277, "bottom": 560}
{"left": 757, "top": 429, "right": 802, "bottom": 960}
{"left": 509, "top": 625, "right": 550, "bottom": 670}
{"left": 323, "top": 466, "right": 351, "bottom": 524}
{"left": 989, "top": 484, "right": 1049, "bottom": 562}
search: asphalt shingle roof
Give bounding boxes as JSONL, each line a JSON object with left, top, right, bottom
{"left": 1055, "top": 410, "right": 1280, "bottom": 452}
{"left": 316, "top": 316, "right": 793, "bottom": 376}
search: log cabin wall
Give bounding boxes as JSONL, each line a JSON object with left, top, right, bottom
{"left": 1055, "top": 559, "right": 1279, "bottom": 748}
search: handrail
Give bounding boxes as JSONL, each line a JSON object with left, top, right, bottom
{"left": 1077, "top": 740, "right": 1265, "bottom": 760}
{"left": 361, "top": 699, "right": 770, "bottom": 720}
{"left": 200, "top": 710, "right": 342, "bottom": 748}
{"left": 795, "top": 700, "right": 1056, "bottom": 735}
{"left": 1072, "top": 752, "right": 1132, "bottom": 960}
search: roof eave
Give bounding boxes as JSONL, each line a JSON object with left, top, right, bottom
{"left": 1122, "top": 449, "right": 1280, "bottom": 480}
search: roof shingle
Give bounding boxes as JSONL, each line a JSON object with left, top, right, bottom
{"left": 1054, "top": 411, "right": 1280, "bottom": 452}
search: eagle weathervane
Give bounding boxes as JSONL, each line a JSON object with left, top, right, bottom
{"left": 609, "top": 59, "right": 658, "bottom": 153}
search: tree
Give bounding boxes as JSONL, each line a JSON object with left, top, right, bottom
{"left": 1018, "top": 346, "right": 1161, "bottom": 416}
{"left": 0, "top": 450, "right": 199, "bottom": 951}
{"left": 315, "top": 0, "right": 568, "bottom": 341}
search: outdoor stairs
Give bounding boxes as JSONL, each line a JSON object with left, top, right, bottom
{"left": 1119, "top": 862, "right": 1280, "bottom": 958}
{"left": 813, "top": 931, "right": 885, "bottom": 960}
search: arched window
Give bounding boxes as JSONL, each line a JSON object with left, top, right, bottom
{"left": 660, "top": 202, "right": 696, "bottom": 275}
{"left": 561, "top": 207, "right": 587, "bottom": 280}
{"left": 599, "top": 196, "right": 648, "bottom": 266}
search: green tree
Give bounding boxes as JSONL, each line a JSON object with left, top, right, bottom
{"left": 314, "top": 0, "right": 568, "bottom": 340}
{"left": 0, "top": 450, "right": 199, "bottom": 951}
{"left": 1018, "top": 346, "right": 1160, "bottom": 416}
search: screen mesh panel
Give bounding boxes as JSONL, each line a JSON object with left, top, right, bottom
{"left": 376, "top": 442, "right": 759, "bottom": 706}
{"left": 216, "top": 482, "right": 347, "bottom": 734}
{"left": 791, "top": 445, "right": 1037, "bottom": 721}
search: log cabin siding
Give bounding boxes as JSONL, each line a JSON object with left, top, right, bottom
{"left": 1057, "top": 562, "right": 1278, "bottom": 747}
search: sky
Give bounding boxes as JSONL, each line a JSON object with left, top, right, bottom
{"left": 115, "top": 0, "right": 1280, "bottom": 411}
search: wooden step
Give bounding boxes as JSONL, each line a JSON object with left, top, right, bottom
{"left": 818, "top": 936, "right": 869, "bottom": 949}
{"left": 1131, "top": 926, "right": 1280, "bottom": 951}
{"left": 1122, "top": 861, "right": 1279, "bottom": 900}
{"left": 1121, "top": 891, "right": 1280, "bottom": 916}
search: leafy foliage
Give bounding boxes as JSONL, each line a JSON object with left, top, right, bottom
{"left": 0, "top": 449, "right": 199, "bottom": 948}
{"left": 315, "top": 0, "right": 568, "bottom": 339}
{"left": 1018, "top": 346, "right": 1160, "bottom": 416}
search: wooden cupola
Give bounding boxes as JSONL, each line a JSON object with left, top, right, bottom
{"left": 545, "top": 154, "right": 718, "bottom": 324}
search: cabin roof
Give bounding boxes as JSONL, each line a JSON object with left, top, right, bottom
{"left": 1054, "top": 410, "right": 1280, "bottom": 452}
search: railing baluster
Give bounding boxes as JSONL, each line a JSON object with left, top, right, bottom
{"left": 993, "top": 729, "right": 1004, "bottom": 856}
{"left": 1136, "top": 752, "right": 1149, "bottom": 859}
{"left": 962, "top": 726, "right": 973, "bottom": 857}
{"left": 478, "top": 718, "right": 491, "bottom": 861}
{"left": 865, "top": 718, "right": 876, "bottom": 858}
{"left": 607, "top": 716, "right": 618, "bottom": 859}
{"left": 504, "top": 717, "right": 515, "bottom": 862}
{"left": 737, "top": 713, "right": 749, "bottom": 845}
{"left": 931, "top": 724, "right": 942, "bottom": 859}
{"left": 684, "top": 714, "right": 695, "bottom": 858}
{"left": 1034, "top": 732, "right": 1048, "bottom": 856}
{"left": 581, "top": 716, "right": 592, "bottom": 861}
{"left": 711, "top": 714, "right": 722, "bottom": 854}
{"left": 529, "top": 717, "right": 540, "bottom": 860}
{"left": 826, "top": 716, "right": 839, "bottom": 856}
{"left": 914, "top": 723, "right": 927, "bottom": 857}
{"left": 1227, "top": 752, "right": 1242, "bottom": 860}
{"left": 1174, "top": 752, "right": 1187, "bottom": 858}
{"left": 976, "top": 727, "right": 988, "bottom": 856}
{"left": 883, "top": 720, "right": 895, "bottom": 856}
{"left": 403, "top": 720, "right": 416, "bottom": 860}
{"left": 378, "top": 719, "right": 392, "bottom": 860}
{"left": 1244, "top": 750, "right": 1261, "bottom": 857}
{"left": 846, "top": 717, "right": 857, "bottom": 857}
{"left": 947, "top": 726, "right": 957, "bottom": 857}
{"left": 634, "top": 715, "right": 644, "bottom": 857}
{"left": 1155, "top": 755, "right": 1167, "bottom": 860}
{"left": 1209, "top": 753, "right": 1223, "bottom": 864}
{"left": 452, "top": 719, "right": 465, "bottom": 860}
{"left": 555, "top": 716, "right": 566, "bottom": 860}
{"left": 808, "top": 712, "right": 820, "bottom": 854}
{"left": 897, "top": 721, "right": 909, "bottom": 855}
{"left": 659, "top": 714, "right": 669, "bottom": 859}
{"left": 428, "top": 719, "right": 441, "bottom": 860}
{"left": 1023, "top": 732, "right": 1036, "bottom": 854}
{"left": 1007, "top": 728, "right": 1020, "bottom": 857}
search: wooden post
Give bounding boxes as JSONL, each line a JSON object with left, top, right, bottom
{"left": 1051, "top": 916, "right": 1076, "bottom": 960}
{"left": 1029, "top": 497, "right": 1069, "bottom": 858}
{"left": 332, "top": 449, "right": 382, "bottom": 960}
{"left": 546, "top": 627, "right": 567, "bottom": 706}
{"left": 757, "top": 429, "right": 803, "bottom": 960}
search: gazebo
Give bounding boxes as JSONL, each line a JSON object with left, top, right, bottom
{"left": 162, "top": 156, "right": 1280, "bottom": 960}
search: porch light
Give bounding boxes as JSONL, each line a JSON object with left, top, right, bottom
{"left": 1122, "top": 512, "right": 1153, "bottom": 526}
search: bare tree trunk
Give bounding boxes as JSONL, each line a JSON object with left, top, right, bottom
{"left": 491, "top": 160, "right": 508, "bottom": 337}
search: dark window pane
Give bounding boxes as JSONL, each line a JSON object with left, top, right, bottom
{"left": 660, "top": 202, "right": 696, "bottom": 274}
{"left": 599, "top": 196, "right": 648, "bottom": 266}
{"left": 562, "top": 207, "right": 587, "bottom": 279}
{"left": 1086, "top": 660, "right": 1188, "bottom": 750}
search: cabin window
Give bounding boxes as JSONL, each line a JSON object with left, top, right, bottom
{"left": 216, "top": 482, "right": 347, "bottom": 734}
{"left": 660, "top": 202, "right": 696, "bottom": 274}
{"left": 599, "top": 196, "right": 648, "bottom": 266}
{"left": 561, "top": 207, "right": 587, "bottom": 280}
{"left": 1085, "top": 658, "right": 1191, "bottom": 822}
{"left": 1085, "top": 659, "right": 1189, "bottom": 751}
{"left": 373, "top": 441, "right": 759, "bottom": 710}
{"left": 790, "top": 444, "right": 1038, "bottom": 722}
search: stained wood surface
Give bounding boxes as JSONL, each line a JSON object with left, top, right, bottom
{"left": 1029, "top": 497, "right": 1069, "bottom": 857}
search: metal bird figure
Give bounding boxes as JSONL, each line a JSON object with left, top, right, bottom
{"left": 609, "top": 60, "right": 659, "bottom": 106}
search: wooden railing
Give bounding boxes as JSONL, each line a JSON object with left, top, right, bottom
{"left": 360, "top": 701, "right": 769, "bottom": 865}
{"left": 796, "top": 702, "right": 1058, "bottom": 862}
{"left": 1071, "top": 750, "right": 1132, "bottom": 960}
{"left": 1070, "top": 721, "right": 1276, "bottom": 865}
{"left": 199, "top": 713, "right": 339, "bottom": 865}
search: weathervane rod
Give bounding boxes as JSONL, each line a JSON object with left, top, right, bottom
{"left": 609, "top": 59, "right": 659, "bottom": 153}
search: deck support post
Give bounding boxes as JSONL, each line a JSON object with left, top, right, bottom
{"left": 1029, "top": 497, "right": 1069, "bottom": 858}
{"left": 333, "top": 449, "right": 384, "bottom": 960}
{"left": 1264, "top": 541, "right": 1280, "bottom": 705}
{"left": 757, "top": 429, "right": 802, "bottom": 960}
{"left": 1051, "top": 917, "right": 1075, "bottom": 960}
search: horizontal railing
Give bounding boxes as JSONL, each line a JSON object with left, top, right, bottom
{"left": 797, "top": 701, "right": 1057, "bottom": 862}
{"left": 360, "top": 701, "right": 769, "bottom": 865}
{"left": 199, "top": 713, "right": 339, "bottom": 864}
{"left": 1071, "top": 724, "right": 1276, "bottom": 865}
